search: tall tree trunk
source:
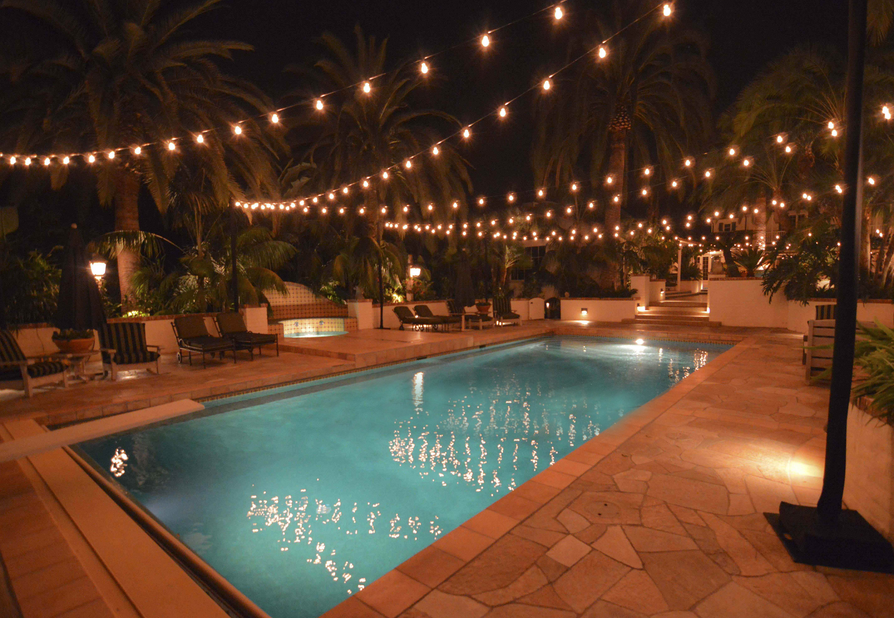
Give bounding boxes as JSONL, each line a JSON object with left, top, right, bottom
{"left": 860, "top": 201, "right": 872, "bottom": 276}
{"left": 113, "top": 171, "right": 141, "bottom": 309}
{"left": 604, "top": 129, "right": 627, "bottom": 232}
{"left": 754, "top": 196, "right": 768, "bottom": 248}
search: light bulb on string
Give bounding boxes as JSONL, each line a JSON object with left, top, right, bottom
{"left": 571, "top": 182, "right": 578, "bottom": 192}
{"left": 24, "top": 157, "right": 31, "bottom": 166}
{"left": 43, "top": 157, "right": 50, "bottom": 166}
{"left": 167, "top": 141, "right": 177, "bottom": 151}
{"left": 542, "top": 78, "right": 551, "bottom": 91}
{"left": 684, "top": 158, "right": 693, "bottom": 167}
{"left": 133, "top": 146, "right": 142, "bottom": 155}
{"left": 195, "top": 133, "right": 205, "bottom": 144}
{"left": 597, "top": 46, "right": 608, "bottom": 59}
{"left": 362, "top": 82, "right": 372, "bottom": 94}
{"left": 270, "top": 113, "right": 280, "bottom": 124}
{"left": 420, "top": 61, "right": 429, "bottom": 75}
{"left": 381, "top": 170, "right": 389, "bottom": 180}
{"left": 233, "top": 124, "right": 243, "bottom": 136}
{"left": 315, "top": 99, "right": 324, "bottom": 111}
{"left": 405, "top": 159, "right": 413, "bottom": 169}
{"left": 107, "top": 150, "right": 115, "bottom": 160}
{"left": 62, "top": 156, "right": 70, "bottom": 165}
{"left": 342, "top": 187, "right": 349, "bottom": 195}
{"left": 884, "top": 105, "right": 892, "bottom": 120}
{"left": 554, "top": 5, "right": 564, "bottom": 20}
{"left": 499, "top": 105, "right": 508, "bottom": 118}
{"left": 432, "top": 145, "right": 440, "bottom": 156}
{"left": 481, "top": 34, "right": 491, "bottom": 48}
{"left": 662, "top": 3, "right": 673, "bottom": 17}
{"left": 462, "top": 128, "right": 471, "bottom": 139}
{"left": 537, "top": 188, "right": 545, "bottom": 198}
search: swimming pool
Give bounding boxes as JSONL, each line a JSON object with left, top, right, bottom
{"left": 78, "top": 336, "right": 729, "bottom": 618}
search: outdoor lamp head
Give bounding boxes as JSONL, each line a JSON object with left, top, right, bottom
{"left": 90, "top": 260, "right": 106, "bottom": 278}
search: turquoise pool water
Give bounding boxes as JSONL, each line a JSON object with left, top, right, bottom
{"left": 78, "top": 336, "right": 729, "bottom": 618}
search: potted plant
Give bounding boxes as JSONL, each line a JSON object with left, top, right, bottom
{"left": 52, "top": 328, "right": 96, "bottom": 353}
{"left": 475, "top": 301, "right": 492, "bottom": 315}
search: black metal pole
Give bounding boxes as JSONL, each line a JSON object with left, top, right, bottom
{"left": 378, "top": 218, "right": 385, "bottom": 329}
{"left": 816, "top": 0, "right": 867, "bottom": 525}
{"left": 772, "top": 0, "right": 892, "bottom": 572}
{"left": 230, "top": 202, "right": 239, "bottom": 312}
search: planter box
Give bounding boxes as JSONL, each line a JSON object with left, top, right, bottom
{"left": 845, "top": 402, "right": 894, "bottom": 543}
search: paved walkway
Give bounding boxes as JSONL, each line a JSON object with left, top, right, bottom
{"left": 1, "top": 323, "right": 892, "bottom": 618}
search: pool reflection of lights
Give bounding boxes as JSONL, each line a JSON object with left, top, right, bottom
{"left": 84, "top": 337, "right": 729, "bottom": 618}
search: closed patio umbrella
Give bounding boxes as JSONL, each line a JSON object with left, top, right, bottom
{"left": 55, "top": 224, "right": 106, "bottom": 331}
{"left": 455, "top": 253, "right": 476, "bottom": 308}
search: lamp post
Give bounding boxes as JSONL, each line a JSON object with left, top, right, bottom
{"left": 89, "top": 259, "right": 106, "bottom": 285}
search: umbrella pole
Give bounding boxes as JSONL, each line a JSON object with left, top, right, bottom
{"left": 771, "top": 0, "right": 894, "bottom": 571}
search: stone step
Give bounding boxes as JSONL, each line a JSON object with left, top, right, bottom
{"left": 634, "top": 314, "right": 712, "bottom": 324}
{"left": 643, "top": 306, "right": 709, "bottom": 315}
{"left": 650, "top": 301, "right": 708, "bottom": 309}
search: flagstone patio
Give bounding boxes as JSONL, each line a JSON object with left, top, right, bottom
{"left": 1, "top": 323, "right": 892, "bottom": 618}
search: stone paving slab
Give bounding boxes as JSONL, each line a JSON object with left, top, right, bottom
{"left": 326, "top": 333, "right": 894, "bottom": 618}
{"left": 1, "top": 324, "right": 892, "bottom": 618}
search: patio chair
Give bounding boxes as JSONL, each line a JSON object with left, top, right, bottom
{"left": 214, "top": 312, "right": 278, "bottom": 360}
{"left": 393, "top": 306, "right": 442, "bottom": 331}
{"left": 98, "top": 322, "right": 162, "bottom": 381}
{"left": 414, "top": 305, "right": 461, "bottom": 330}
{"left": 172, "top": 316, "right": 237, "bottom": 368}
{"left": 446, "top": 300, "right": 492, "bottom": 330}
{"left": 0, "top": 330, "right": 69, "bottom": 397}
{"left": 493, "top": 296, "right": 521, "bottom": 326}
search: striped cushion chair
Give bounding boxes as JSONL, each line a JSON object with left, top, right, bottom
{"left": 98, "top": 322, "right": 162, "bottom": 381}
{"left": 493, "top": 296, "right": 521, "bottom": 326}
{"left": 0, "top": 330, "right": 69, "bottom": 397}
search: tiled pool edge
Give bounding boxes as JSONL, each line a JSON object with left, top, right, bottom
{"left": 322, "top": 338, "right": 757, "bottom": 618}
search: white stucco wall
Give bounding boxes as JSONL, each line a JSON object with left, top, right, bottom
{"left": 707, "top": 279, "right": 788, "bottom": 328}
{"left": 560, "top": 298, "right": 638, "bottom": 322}
{"left": 845, "top": 403, "right": 894, "bottom": 543}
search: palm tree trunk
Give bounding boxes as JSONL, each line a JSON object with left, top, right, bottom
{"left": 605, "top": 130, "right": 627, "bottom": 231}
{"left": 754, "top": 197, "right": 768, "bottom": 248}
{"left": 860, "top": 202, "right": 872, "bottom": 276}
{"left": 113, "top": 171, "right": 141, "bottom": 308}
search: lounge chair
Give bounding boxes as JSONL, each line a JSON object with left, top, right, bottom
{"left": 214, "top": 312, "right": 278, "bottom": 359}
{"left": 446, "top": 300, "right": 492, "bottom": 330}
{"left": 98, "top": 322, "right": 162, "bottom": 381}
{"left": 0, "top": 330, "right": 69, "bottom": 397}
{"left": 172, "top": 316, "right": 237, "bottom": 368}
{"left": 393, "top": 306, "right": 443, "bottom": 331}
{"left": 493, "top": 297, "right": 521, "bottom": 326}
{"left": 414, "top": 305, "right": 461, "bottom": 330}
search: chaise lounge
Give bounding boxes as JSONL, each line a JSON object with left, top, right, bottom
{"left": 414, "top": 305, "right": 462, "bottom": 331}
{"left": 214, "top": 312, "right": 278, "bottom": 359}
{"left": 0, "top": 330, "right": 69, "bottom": 397}
{"left": 393, "top": 306, "right": 443, "bottom": 331}
{"left": 172, "top": 316, "right": 237, "bottom": 368}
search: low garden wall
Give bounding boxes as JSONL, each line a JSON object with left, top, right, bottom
{"left": 559, "top": 298, "right": 638, "bottom": 322}
{"left": 707, "top": 278, "right": 894, "bottom": 332}
{"left": 845, "top": 402, "right": 894, "bottom": 543}
{"left": 11, "top": 306, "right": 269, "bottom": 358}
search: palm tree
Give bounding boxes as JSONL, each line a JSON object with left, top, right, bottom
{"left": 283, "top": 26, "right": 473, "bottom": 308}
{"left": 532, "top": 0, "right": 714, "bottom": 233}
{"left": 722, "top": 46, "right": 894, "bottom": 279}
{"left": 0, "top": 0, "right": 280, "bottom": 304}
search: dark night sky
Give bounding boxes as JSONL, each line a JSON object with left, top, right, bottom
{"left": 197, "top": 0, "right": 849, "bottom": 197}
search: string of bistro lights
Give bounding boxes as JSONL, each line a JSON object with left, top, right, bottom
{"left": 0, "top": 2, "right": 665, "bottom": 165}
{"left": 3, "top": 0, "right": 889, "bottom": 248}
